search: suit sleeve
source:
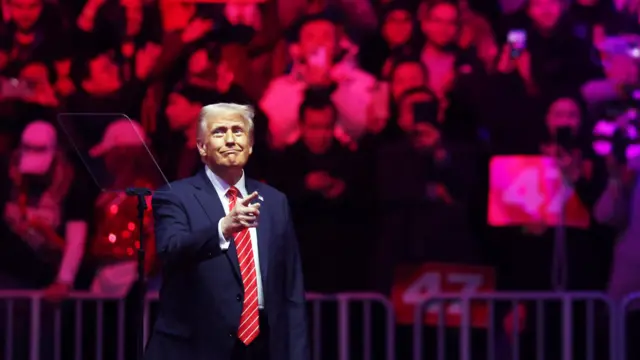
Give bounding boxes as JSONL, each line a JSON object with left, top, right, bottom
{"left": 153, "top": 187, "right": 223, "bottom": 266}
{"left": 283, "top": 197, "right": 310, "bottom": 360}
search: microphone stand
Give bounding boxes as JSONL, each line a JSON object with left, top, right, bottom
{"left": 552, "top": 149, "right": 570, "bottom": 292}
{"left": 126, "top": 187, "right": 152, "bottom": 360}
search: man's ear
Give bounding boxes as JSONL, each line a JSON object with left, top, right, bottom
{"left": 249, "top": 145, "right": 253, "bottom": 155}
{"left": 197, "top": 142, "right": 206, "bottom": 157}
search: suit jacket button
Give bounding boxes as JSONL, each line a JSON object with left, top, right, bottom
{"left": 207, "top": 252, "right": 212, "bottom": 257}
{"left": 228, "top": 332, "right": 234, "bottom": 338}
{"left": 236, "top": 294, "right": 242, "bottom": 302}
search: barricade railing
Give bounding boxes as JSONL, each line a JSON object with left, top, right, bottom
{"left": 619, "top": 291, "right": 640, "bottom": 360}
{"left": 412, "top": 292, "right": 617, "bottom": 360}
{"left": 144, "top": 291, "right": 396, "bottom": 360}
{"left": 1, "top": 290, "right": 634, "bottom": 360}
{"left": 0, "top": 290, "right": 126, "bottom": 360}
{"left": 334, "top": 292, "right": 395, "bottom": 360}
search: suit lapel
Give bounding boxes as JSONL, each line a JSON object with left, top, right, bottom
{"left": 245, "top": 179, "right": 269, "bottom": 284}
{"left": 190, "top": 170, "right": 242, "bottom": 283}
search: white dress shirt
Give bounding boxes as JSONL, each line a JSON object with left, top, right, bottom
{"left": 206, "top": 166, "right": 264, "bottom": 309}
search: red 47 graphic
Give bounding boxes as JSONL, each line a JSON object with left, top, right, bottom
{"left": 391, "top": 263, "right": 495, "bottom": 328}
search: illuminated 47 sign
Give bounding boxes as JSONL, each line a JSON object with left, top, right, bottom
{"left": 487, "top": 155, "right": 590, "bottom": 229}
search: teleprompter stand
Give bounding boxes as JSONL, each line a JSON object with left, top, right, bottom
{"left": 126, "top": 187, "right": 152, "bottom": 360}
{"left": 57, "top": 114, "right": 169, "bottom": 360}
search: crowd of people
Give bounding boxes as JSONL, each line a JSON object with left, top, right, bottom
{"left": 0, "top": 0, "right": 638, "bottom": 358}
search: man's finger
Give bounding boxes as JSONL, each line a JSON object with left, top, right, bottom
{"left": 244, "top": 209, "right": 260, "bottom": 217}
{"left": 235, "top": 204, "right": 260, "bottom": 217}
{"left": 238, "top": 214, "right": 257, "bottom": 222}
{"left": 240, "top": 191, "right": 260, "bottom": 206}
{"left": 239, "top": 220, "right": 258, "bottom": 228}
{"left": 246, "top": 203, "right": 261, "bottom": 211}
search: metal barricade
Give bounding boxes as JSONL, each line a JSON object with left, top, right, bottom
{"left": 412, "top": 292, "right": 617, "bottom": 360}
{"left": 6, "top": 290, "right": 630, "bottom": 360}
{"left": 335, "top": 292, "right": 395, "bottom": 360}
{"left": 0, "top": 290, "right": 126, "bottom": 360}
{"left": 144, "top": 291, "right": 395, "bottom": 360}
{"left": 619, "top": 291, "right": 640, "bottom": 360}
{"left": 305, "top": 292, "right": 334, "bottom": 360}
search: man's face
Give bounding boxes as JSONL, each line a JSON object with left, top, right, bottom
{"left": 298, "top": 19, "right": 337, "bottom": 63}
{"left": 188, "top": 49, "right": 211, "bottom": 75}
{"left": 10, "top": 0, "right": 42, "bottom": 31}
{"left": 88, "top": 53, "right": 120, "bottom": 85}
{"left": 528, "top": 0, "right": 563, "bottom": 31}
{"left": 421, "top": 3, "right": 458, "bottom": 47}
{"left": 165, "top": 94, "right": 200, "bottom": 131}
{"left": 19, "top": 62, "right": 49, "bottom": 89}
{"left": 382, "top": 9, "right": 413, "bottom": 47}
{"left": 198, "top": 114, "right": 252, "bottom": 170}
{"left": 398, "top": 92, "right": 434, "bottom": 133}
{"left": 391, "top": 62, "right": 426, "bottom": 101}
{"left": 301, "top": 107, "right": 334, "bottom": 154}
{"left": 546, "top": 98, "right": 581, "bottom": 132}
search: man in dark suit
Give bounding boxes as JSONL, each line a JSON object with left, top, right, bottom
{"left": 144, "top": 103, "right": 309, "bottom": 360}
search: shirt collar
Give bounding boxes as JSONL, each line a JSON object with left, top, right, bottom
{"left": 205, "top": 165, "right": 247, "bottom": 199}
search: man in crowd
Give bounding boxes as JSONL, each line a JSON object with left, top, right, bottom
{"left": 269, "top": 93, "right": 367, "bottom": 292}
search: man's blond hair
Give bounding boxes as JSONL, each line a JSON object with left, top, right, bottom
{"left": 197, "top": 103, "right": 255, "bottom": 142}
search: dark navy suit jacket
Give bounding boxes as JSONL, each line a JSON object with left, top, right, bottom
{"left": 144, "top": 170, "right": 309, "bottom": 360}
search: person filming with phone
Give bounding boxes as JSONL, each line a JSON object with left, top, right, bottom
{"left": 373, "top": 85, "right": 496, "bottom": 356}
{"left": 260, "top": 12, "right": 376, "bottom": 149}
{"left": 499, "top": 0, "right": 603, "bottom": 95}
{"left": 373, "top": 85, "right": 486, "bottom": 291}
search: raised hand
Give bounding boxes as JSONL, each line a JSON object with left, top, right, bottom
{"left": 181, "top": 18, "right": 214, "bottom": 44}
{"left": 135, "top": 42, "right": 162, "bottom": 80}
{"left": 220, "top": 191, "right": 261, "bottom": 238}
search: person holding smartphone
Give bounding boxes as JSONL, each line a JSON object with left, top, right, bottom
{"left": 374, "top": 85, "right": 501, "bottom": 358}
{"left": 500, "top": 0, "right": 603, "bottom": 95}
{"left": 260, "top": 13, "right": 376, "bottom": 150}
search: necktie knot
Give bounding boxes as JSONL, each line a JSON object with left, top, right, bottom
{"left": 227, "top": 186, "right": 239, "bottom": 200}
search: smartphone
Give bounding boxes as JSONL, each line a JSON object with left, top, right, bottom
{"left": 507, "top": 29, "right": 527, "bottom": 58}
{"left": 413, "top": 101, "right": 439, "bottom": 125}
{"left": 555, "top": 126, "right": 574, "bottom": 149}
{"left": 0, "top": 78, "right": 34, "bottom": 99}
{"left": 308, "top": 47, "right": 327, "bottom": 68}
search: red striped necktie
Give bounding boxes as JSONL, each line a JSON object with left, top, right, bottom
{"left": 227, "top": 186, "right": 260, "bottom": 344}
